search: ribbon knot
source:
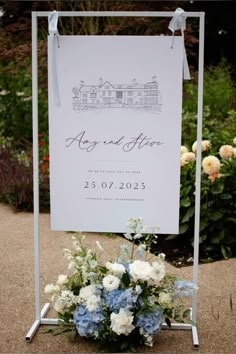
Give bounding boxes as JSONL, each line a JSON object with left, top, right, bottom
{"left": 168, "top": 8, "right": 190, "bottom": 80}
{"left": 168, "top": 7, "right": 186, "bottom": 34}
{"left": 48, "top": 11, "right": 60, "bottom": 106}
{"left": 48, "top": 10, "right": 59, "bottom": 36}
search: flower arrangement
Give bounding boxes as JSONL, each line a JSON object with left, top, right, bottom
{"left": 45, "top": 218, "right": 197, "bottom": 352}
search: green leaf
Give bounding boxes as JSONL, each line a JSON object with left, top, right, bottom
{"left": 165, "top": 234, "right": 177, "bottom": 241}
{"left": 120, "top": 271, "right": 130, "bottom": 288}
{"left": 182, "top": 207, "right": 194, "bottom": 223}
{"left": 174, "top": 317, "right": 185, "bottom": 323}
{"left": 183, "top": 309, "right": 191, "bottom": 318}
{"left": 179, "top": 223, "right": 189, "bottom": 234}
{"left": 181, "top": 196, "right": 191, "bottom": 208}
{"left": 220, "top": 193, "right": 232, "bottom": 200}
{"left": 211, "top": 183, "right": 224, "bottom": 195}
{"left": 165, "top": 317, "right": 172, "bottom": 327}
{"left": 184, "top": 319, "right": 196, "bottom": 326}
{"left": 200, "top": 219, "right": 208, "bottom": 231}
{"left": 209, "top": 210, "right": 224, "bottom": 221}
{"left": 52, "top": 328, "right": 65, "bottom": 336}
{"left": 165, "top": 309, "right": 173, "bottom": 318}
{"left": 225, "top": 217, "right": 236, "bottom": 224}
{"left": 42, "top": 326, "right": 56, "bottom": 333}
{"left": 221, "top": 244, "right": 231, "bottom": 259}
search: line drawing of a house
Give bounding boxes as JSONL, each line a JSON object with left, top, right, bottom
{"left": 72, "top": 76, "right": 162, "bottom": 112}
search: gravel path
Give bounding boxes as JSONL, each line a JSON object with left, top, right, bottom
{"left": 0, "top": 203, "right": 235, "bottom": 353}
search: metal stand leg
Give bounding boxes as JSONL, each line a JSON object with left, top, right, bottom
{"left": 25, "top": 303, "right": 51, "bottom": 342}
{"left": 192, "top": 325, "right": 199, "bottom": 349}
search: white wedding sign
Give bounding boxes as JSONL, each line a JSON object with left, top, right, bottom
{"left": 48, "top": 35, "right": 183, "bottom": 233}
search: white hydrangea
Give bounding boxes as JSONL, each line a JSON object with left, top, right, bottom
{"left": 102, "top": 274, "right": 120, "bottom": 291}
{"left": 86, "top": 294, "right": 100, "bottom": 312}
{"left": 151, "top": 261, "right": 166, "bottom": 282}
{"left": 57, "top": 274, "right": 68, "bottom": 285}
{"left": 79, "top": 284, "right": 97, "bottom": 301}
{"left": 53, "top": 290, "right": 79, "bottom": 314}
{"left": 44, "top": 283, "right": 60, "bottom": 294}
{"left": 106, "top": 262, "right": 126, "bottom": 276}
{"left": 158, "top": 292, "right": 173, "bottom": 308}
{"left": 110, "top": 308, "right": 135, "bottom": 336}
{"left": 233, "top": 137, "right": 236, "bottom": 145}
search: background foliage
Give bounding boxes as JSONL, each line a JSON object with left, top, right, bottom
{"left": 0, "top": 1, "right": 236, "bottom": 264}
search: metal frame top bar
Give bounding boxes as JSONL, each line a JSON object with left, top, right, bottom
{"left": 35, "top": 11, "right": 202, "bottom": 18}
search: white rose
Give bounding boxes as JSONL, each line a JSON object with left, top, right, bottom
{"left": 158, "top": 292, "right": 173, "bottom": 308}
{"left": 57, "top": 274, "right": 68, "bottom": 285}
{"left": 129, "top": 260, "right": 154, "bottom": 282}
{"left": 102, "top": 274, "right": 120, "bottom": 291}
{"left": 106, "top": 262, "right": 126, "bottom": 276}
{"left": 110, "top": 308, "right": 135, "bottom": 336}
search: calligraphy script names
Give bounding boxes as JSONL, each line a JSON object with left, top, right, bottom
{"left": 65, "top": 131, "right": 163, "bottom": 152}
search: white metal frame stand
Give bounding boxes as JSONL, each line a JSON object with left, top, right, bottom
{"left": 26, "top": 11, "right": 205, "bottom": 350}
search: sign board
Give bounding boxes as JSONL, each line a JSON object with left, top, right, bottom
{"left": 48, "top": 35, "right": 183, "bottom": 233}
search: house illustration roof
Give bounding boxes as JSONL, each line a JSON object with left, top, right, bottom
{"left": 79, "top": 77, "right": 158, "bottom": 92}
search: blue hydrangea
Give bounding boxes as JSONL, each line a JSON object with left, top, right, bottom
{"left": 105, "top": 288, "right": 139, "bottom": 312}
{"left": 135, "top": 309, "right": 164, "bottom": 334}
{"left": 73, "top": 304, "right": 104, "bottom": 337}
{"left": 175, "top": 280, "right": 198, "bottom": 297}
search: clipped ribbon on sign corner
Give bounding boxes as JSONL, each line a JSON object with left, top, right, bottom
{"left": 168, "top": 8, "right": 191, "bottom": 80}
{"left": 48, "top": 10, "right": 61, "bottom": 106}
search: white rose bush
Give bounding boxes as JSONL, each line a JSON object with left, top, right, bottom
{"left": 45, "top": 218, "right": 197, "bottom": 352}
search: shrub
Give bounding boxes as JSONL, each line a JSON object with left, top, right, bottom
{"left": 0, "top": 136, "right": 50, "bottom": 211}
{"left": 182, "top": 61, "right": 236, "bottom": 148}
{"left": 0, "top": 67, "right": 48, "bottom": 141}
{"left": 184, "top": 60, "right": 236, "bottom": 117}
{"left": 151, "top": 138, "right": 236, "bottom": 263}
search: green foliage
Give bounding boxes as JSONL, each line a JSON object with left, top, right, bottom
{"left": 0, "top": 66, "right": 48, "bottom": 141}
{"left": 184, "top": 60, "right": 236, "bottom": 116}
{"left": 155, "top": 144, "right": 236, "bottom": 262}
{"left": 182, "top": 61, "right": 236, "bottom": 148}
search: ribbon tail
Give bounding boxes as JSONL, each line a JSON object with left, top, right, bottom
{"left": 183, "top": 46, "right": 191, "bottom": 80}
{"left": 49, "top": 35, "right": 61, "bottom": 106}
{"left": 48, "top": 10, "right": 61, "bottom": 106}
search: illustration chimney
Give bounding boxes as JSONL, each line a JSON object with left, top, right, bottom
{"left": 99, "top": 78, "right": 103, "bottom": 87}
{"left": 152, "top": 76, "right": 157, "bottom": 82}
{"left": 80, "top": 80, "right": 84, "bottom": 88}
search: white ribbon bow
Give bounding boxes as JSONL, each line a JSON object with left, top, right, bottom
{"left": 48, "top": 11, "right": 60, "bottom": 106}
{"left": 168, "top": 8, "right": 191, "bottom": 80}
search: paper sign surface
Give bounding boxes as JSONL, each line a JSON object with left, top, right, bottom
{"left": 48, "top": 36, "right": 183, "bottom": 233}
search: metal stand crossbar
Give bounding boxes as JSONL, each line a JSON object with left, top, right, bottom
{"left": 26, "top": 10, "right": 205, "bottom": 349}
